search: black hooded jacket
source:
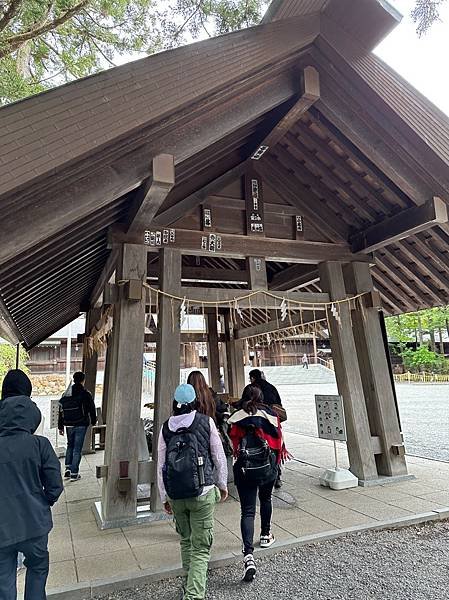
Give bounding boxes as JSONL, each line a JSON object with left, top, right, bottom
{"left": 0, "top": 372, "right": 63, "bottom": 547}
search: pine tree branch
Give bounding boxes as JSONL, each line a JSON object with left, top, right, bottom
{"left": 0, "top": 0, "right": 89, "bottom": 59}
{"left": 0, "top": 0, "right": 24, "bottom": 32}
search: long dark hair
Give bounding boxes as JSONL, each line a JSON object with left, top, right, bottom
{"left": 172, "top": 399, "right": 196, "bottom": 416}
{"left": 242, "top": 384, "right": 264, "bottom": 415}
{"left": 187, "top": 371, "right": 216, "bottom": 421}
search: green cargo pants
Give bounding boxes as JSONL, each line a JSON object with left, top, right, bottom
{"left": 170, "top": 487, "right": 220, "bottom": 600}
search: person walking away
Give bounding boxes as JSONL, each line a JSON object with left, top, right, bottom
{"left": 157, "top": 384, "right": 228, "bottom": 600}
{"left": 187, "top": 370, "right": 232, "bottom": 456}
{"left": 0, "top": 370, "right": 63, "bottom": 600}
{"left": 58, "top": 371, "right": 97, "bottom": 481}
{"left": 302, "top": 354, "right": 309, "bottom": 369}
{"left": 228, "top": 384, "right": 290, "bottom": 582}
{"left": 239, "top": 369, "right": 285, "bottom": 488}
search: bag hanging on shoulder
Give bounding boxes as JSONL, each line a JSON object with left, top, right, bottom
{"left": 236, "top": 431, "right": 277, "bottom": 484}
{"left": 60, "top": 392, "right": 85, "bottom": 426}
{"left": 162, "top": 423, "right": 206, "bottom": 500}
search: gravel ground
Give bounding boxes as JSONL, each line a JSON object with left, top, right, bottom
{"left": 94, "top": 520, "right": 449, "bottom": 600}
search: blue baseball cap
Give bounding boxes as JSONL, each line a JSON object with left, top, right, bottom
{"left": 174, "top": 383, "right": 196, "bottom": 406}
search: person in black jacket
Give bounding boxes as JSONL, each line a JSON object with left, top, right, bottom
{"left": 240, "top": 369, "right": 283, "bottom": 408}
{"left": 58, "top": 371, "right": 97, "bottom": 481}
{"left": 0, "top": 369, "right": 63, "bottom": 600}
{"left": 239, "top": 369, "right": 284, "bottom": 489}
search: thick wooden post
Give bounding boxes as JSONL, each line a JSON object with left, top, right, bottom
{"left": 318, "top": 261, "right": 378, "bottom": 482}
{"left": 344, "top": 262, "right": 408, "bottom": 477}
{"left": 224, "top": 312, "right": 245, "bottom": 398}
{"left": 150, "top": 248, "right": 182, "bottom": 511}
{"left": 101, "top": 244, "right": 147, "bottom": 525}
{"left": 206, "top": 310, "right": 221, "bottom": 390}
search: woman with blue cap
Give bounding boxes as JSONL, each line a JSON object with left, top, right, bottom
{"left": 157, "top": 383, "right": 228, "bottom": 600}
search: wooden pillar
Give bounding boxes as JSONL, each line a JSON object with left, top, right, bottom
{"left": 206, "top": 310, "right": 221, "bottom": 391}
{"left": 224, "top": 312, "right": 245, "bottom": 398}
{"left": 318, "top": 261, "right": 378, "bottom": 482}
{"left": 101, "top": 340, "right": 112, "bottom": 424}
{"left": 101, "top": 244, "right": 147, "bottom": 524}
{"left": 312, "top": 332, "right": 318, "bottom": 365}
{"left": 344, "top": 262, "right": 408, "bottom": 477}
{"left": 150, "top": 248, "right": 182, "bottom": 511}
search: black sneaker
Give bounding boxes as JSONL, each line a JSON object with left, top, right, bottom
{"left": 70, "top": 473, "right": 81, "bottom": 482}
{"left": 64, "top": 469, "right": 71, "bottom": 479}
{"left": 243, "top": 554, "right": 256, "bottom": 582}
{"left": 274, "top": 478, "right": 283, "bottom": 489}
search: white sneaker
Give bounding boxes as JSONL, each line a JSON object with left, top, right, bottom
{"left": 243, "top": 554, "right": 256, "bottom": 582}
{"left": 260, "top": 533, "right": 276, "bottom": 548}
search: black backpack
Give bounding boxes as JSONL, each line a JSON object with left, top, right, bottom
{"left": 60, "top": 392, "right": 85, "bottom": 426}
{"left": 162, "top": 420, "right": 207, "bottom": 500}
{"left": 236, "top": 429, "right": 277, "bottom": 484}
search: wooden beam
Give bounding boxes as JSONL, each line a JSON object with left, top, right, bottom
{"left": 112, "top": 227, "right": 370, "bottom": 265}
{"left": 126, "top": 154, "right": 175, "bottom": 234}
{"left": 207, "top": 195, "right": 299, "bottom": 216}
{"left": 144, "top": 332, "right": 225, "bottom": 343}
{"left": 148, "top": 264, "right": 249, "bottom": 284}
{"left": 175, "top": 288, "right": 329, "bottom": 309}
{"left": 351, "top": 197, "right": 448, "bottom": 253}
{"left": 153, "top": 163, "right": 246, "bottom": 226}
{"left": 251, "top": 66, "right": 320, "bottom": 159}
{"left": 270, "top": 265, "right": 319, "bottom": 291}
{"left": 235, "top": 311, "right": 324, "bottom": 339}
{"left": 90, "top": 248, "right": 119, "bottom": 307}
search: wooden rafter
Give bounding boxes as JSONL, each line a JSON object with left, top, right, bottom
{"left": 251, "top": 66, "right": 320, "bottom": 160}
{"left": 269, "top": 265, "right": 319, "bottom": 291}
{"left": 235, "top": 311, "right": 325, "bottom": 339}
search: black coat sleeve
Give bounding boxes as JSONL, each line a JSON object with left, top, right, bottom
{"left": 38, "top": 437, "right": 64, "bottom": 505}
{"left": 83, "top": 390, "right": 97, "bottom": 425}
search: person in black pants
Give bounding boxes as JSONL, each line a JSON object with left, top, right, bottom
{"left": 58, "top": 371, "right": 97, "bottom": 481}
{"left": 239, "top": 369, "right": 285, "bottom": 489}
{"left": 0, "top": 370, "right": 63, "bottom": 600}
{"left": 229, "top": 385, "right": 288, "bottom": 582}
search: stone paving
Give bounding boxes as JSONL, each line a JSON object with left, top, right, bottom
{"left": 17, "top": 431, "right": 449, "bottom": 598}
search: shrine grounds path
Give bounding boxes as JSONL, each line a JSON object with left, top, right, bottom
{"left": 94, "top": 520, "right": 449, "bottom": 600}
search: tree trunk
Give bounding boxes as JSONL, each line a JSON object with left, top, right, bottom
{"left": 429, "top": 329, "right": 436, "bottom": 353}
{"left": 418, "top": 315, "right": 424, "bottom": 345}
{"left": 439, "top": 327, "right": 445, "bottom": 355}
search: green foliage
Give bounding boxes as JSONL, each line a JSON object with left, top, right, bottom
{"left": 0, "top": 0, "right": 266, "bottom": 104}
{"left": 0, "top": 344, "right": 29, "bottom": 386}
{"left": 386, "top": 305, "right": 449, "bottom": 372}
{"left": 401, "top": 346, "right": 448, "bottom": 373}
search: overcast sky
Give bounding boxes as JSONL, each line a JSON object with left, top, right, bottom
{"left": 375, "top": 0, "right": 449, "bottom": 116}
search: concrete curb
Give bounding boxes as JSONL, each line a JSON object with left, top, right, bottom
{"left": 47, "top": 509, "right": 449, "bottom": 599}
